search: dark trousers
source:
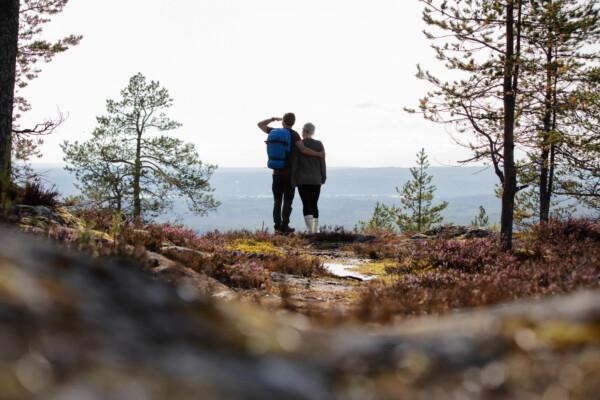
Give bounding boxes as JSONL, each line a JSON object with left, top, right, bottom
{"left": 298, "top": 184, "right": 321, "bottom": 218}
{"left": 272, "top": 174, "right": 295, "bottom": 227}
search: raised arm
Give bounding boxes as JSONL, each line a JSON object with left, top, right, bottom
{"left": 295, "top": 141, "right": 326, "bottom": 159}
{"left": 257, "top": 117, "right": 282, "bottom": 133}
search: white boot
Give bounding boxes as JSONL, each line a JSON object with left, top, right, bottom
{"left": 311, "top": 218, "right": 319, "bottom": 234}
{"left": 304, "top": 215, "right": 314, "bottom": 233}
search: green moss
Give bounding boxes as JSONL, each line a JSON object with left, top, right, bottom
{"left": 225, "top": 239, "right": 284, "bottom": 256}
{"left": 348, "top": 260, "right": 396, "bottom": 276}
{"left": 55, "top": 207, "right": 86, "bottom": 229}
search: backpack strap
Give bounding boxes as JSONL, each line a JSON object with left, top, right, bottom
{"left": 265, "top": 138, "right": 290, "bottom": 145}
{"left": 283, "top": 128, "right": 293, "bottom": 152}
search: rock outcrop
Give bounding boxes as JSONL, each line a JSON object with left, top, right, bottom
{"left": 1, "top": 226, "right": 599, "bottom": 399}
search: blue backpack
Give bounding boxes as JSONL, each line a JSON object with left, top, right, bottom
{"left": 265, "top": 128, "right": 292, "bottom": 170}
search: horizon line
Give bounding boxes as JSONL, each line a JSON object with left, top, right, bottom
{"left": 28, "top": 162, "right": 490, "bottom": 170}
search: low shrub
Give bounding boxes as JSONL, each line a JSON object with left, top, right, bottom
{"left": 70, "top": 207, "right": 116, "bottom": 232}
{"left": 17, "top": 181, "right": 60, "bottom": 207}
{"left": 308, "top": 226, "right": 363, "bottom": 243}
{"left": 531, "top": 218, "right": 600, "bottom": 243}
{"left": 47, "top": 226, "right": 79, "bottom": 243}
{"left": 400, "top": 237, "right": 519, "bottom": 273}
{"left": 163, "top": 248, "right": 271, "bottom": 290}
{"left": 349, "top": 232, "right": 407, "bottom": 260}
{"left": 213, "top": 261, "right": 271, "bottom": 290}
{"left": 160, "top": 223, "right": 202, "bottom": 248}
{"left": 121, "top": 224, "right": 166, "bottom": 252}
{"left": 266, "top": 253, "right": 326, "bottom": 277}
{"left": 356, "top": 221, "right": 600, "bottom": 322}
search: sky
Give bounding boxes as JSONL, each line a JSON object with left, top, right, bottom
{"left": 20, "top": 0, "right": 477, "bottom": 168}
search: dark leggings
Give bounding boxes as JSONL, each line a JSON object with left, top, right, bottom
{"left": 297, "top": 185, "right": 321, "bottom": 218}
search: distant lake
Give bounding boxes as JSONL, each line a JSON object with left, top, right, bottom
{"left": 34, "top": 165, "right": 501, "bottom": 232}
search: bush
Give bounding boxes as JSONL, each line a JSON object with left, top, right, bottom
{"left": 266, "top": 253, "right": 326, "bottom": 277}
{"left": 162, "top": 248, "right": 271, "bottom": 290}
{"left": 308, "top": 226, "right": 362, "bottom": 243}
{"left": 160, "top": 223, "right": 202, "bottom": 248}
{"left": 17, "top": 181, "right": 60, "bottom": 207}
{"left": 121, "top": 224, "right": 166, "bottom": 252}
{"left": 531, "top": 218, "right": 600, "bottom": 243}
{"left": 214, "top": 261, "right": 271, "bottom": 290}
{"left": 70, "top": 207, "right": 116, "bottom": 232}
{"left": 356, "top": 221, "right": 600, "bottom": 322}
{"left": 400, "top": 237, "right": 519, "bottom": 273}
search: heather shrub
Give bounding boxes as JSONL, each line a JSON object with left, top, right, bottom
{"left": 266, "top": 254, "right": 326, "bottom": 277}
{"left": 160, "top": 223, "right": 202, "bottom": 248}
{"left": 351, "top": 236, "right": 402, "bottom": 260}
{"left": 214, "top": 261, "right": 271, "bottom": 290}
{"left": 221, "top": 229, "right": 307, "bottom": 249}
{"left": 121, "top": 224, "right": 166, "bottom": 252}
{"left": 47, "top": 226, "right": 79, "bottom": 243}
{"left": 531, "top": 218, "right": 600, "bottom": 243}
{"left": 70, "top": 207, "right": 116, "bottom": 232}
{"left": 357, "top": 220, "right": 600, "bottom": 321}
{"left": 308, "top": 226, "right": 362, "bottom": 243}
{"left": 162, "top": 246, "right": 271, "bottom": 290}
{"left": 400, "top": 238, "right": 519, "bottom": 273}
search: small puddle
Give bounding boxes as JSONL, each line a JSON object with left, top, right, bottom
{"left": 324, "top": 260, "right": 375, "bottom": 281}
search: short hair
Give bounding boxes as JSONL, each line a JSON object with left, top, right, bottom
{"left": 282, "top": 113, "right": 296, "bottom": 127}
{"left": 303, "top": 122, "right": 316, "bottom": 136}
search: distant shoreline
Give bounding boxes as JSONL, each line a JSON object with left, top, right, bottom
{"left": 27, "top": 163, "right": 492, "bottom": 171}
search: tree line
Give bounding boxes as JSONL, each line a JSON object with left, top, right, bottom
{"left": 407, "top": 0, "right": 600, "bottom": 249}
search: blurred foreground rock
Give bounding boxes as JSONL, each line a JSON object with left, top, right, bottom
{"left": 1, "top": 226, "right": 599, "bottom": 400}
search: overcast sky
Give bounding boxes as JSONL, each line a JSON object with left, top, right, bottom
{"left": 20, "top": 0, "right": 476, "bottom": 168}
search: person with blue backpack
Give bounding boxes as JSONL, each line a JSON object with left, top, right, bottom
{"left": 258, "top": 113, "right": 325, "bottom": 234}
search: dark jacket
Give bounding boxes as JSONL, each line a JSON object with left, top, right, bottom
{"left": 292, "top": 138, "right": 326, "bottom": 187}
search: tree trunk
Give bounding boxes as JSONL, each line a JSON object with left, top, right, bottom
{"left": 501, "top": 0, "right": 520, "bottom": 251}
{"left": 132, "top": 131, "right": 142, "bottom": 222}
{"left": 0, "top": 0, "right": 20, "bottom": 201}
{"left": 539, "top": 1, "right": 555, "bottom": 223}
{"left": 539, "top": 48, "right": 553, "bottom": 222}
{"left": 417, "top": 166, "right": 423, "bottom": 232}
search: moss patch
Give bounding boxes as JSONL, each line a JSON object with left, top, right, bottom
{"left": 226, "top": 239, "right": 285, "bottom": 256}
{"left": 348, "top": 260, "right": 397, "bottom": 277}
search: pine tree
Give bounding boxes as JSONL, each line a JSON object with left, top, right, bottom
{"left": 554, "top": 68, "right": 600, "bottom": 212}
{"left": 355, "top": 202, "right": 399, "bottom": 233}
{"left": 409, "top": 0, "right": 526, "bottom": 249}
{"left": 13, "top": 0, "right": 81, "bottom": 163}
{"left": 519, "top": 0, "right": 600, "bottom": 222}
{"left": 62, "top": 73, "right": 220, "bottom": 221}
{"left": 471, "top": 206, "right": 490, "bottom": 228}
{"left": 396, "top": 148, "right": 448, "bottom": 232}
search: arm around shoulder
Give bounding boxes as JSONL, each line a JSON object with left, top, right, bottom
{"left": 295, "top": 140, "right": 326, "bottom": 158}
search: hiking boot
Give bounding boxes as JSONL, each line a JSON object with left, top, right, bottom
{"left": 279, "top": 225, "right": 296, "bottom": 235}
{"left": 274, "top": 224, "right": 282, "bottom": 233}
